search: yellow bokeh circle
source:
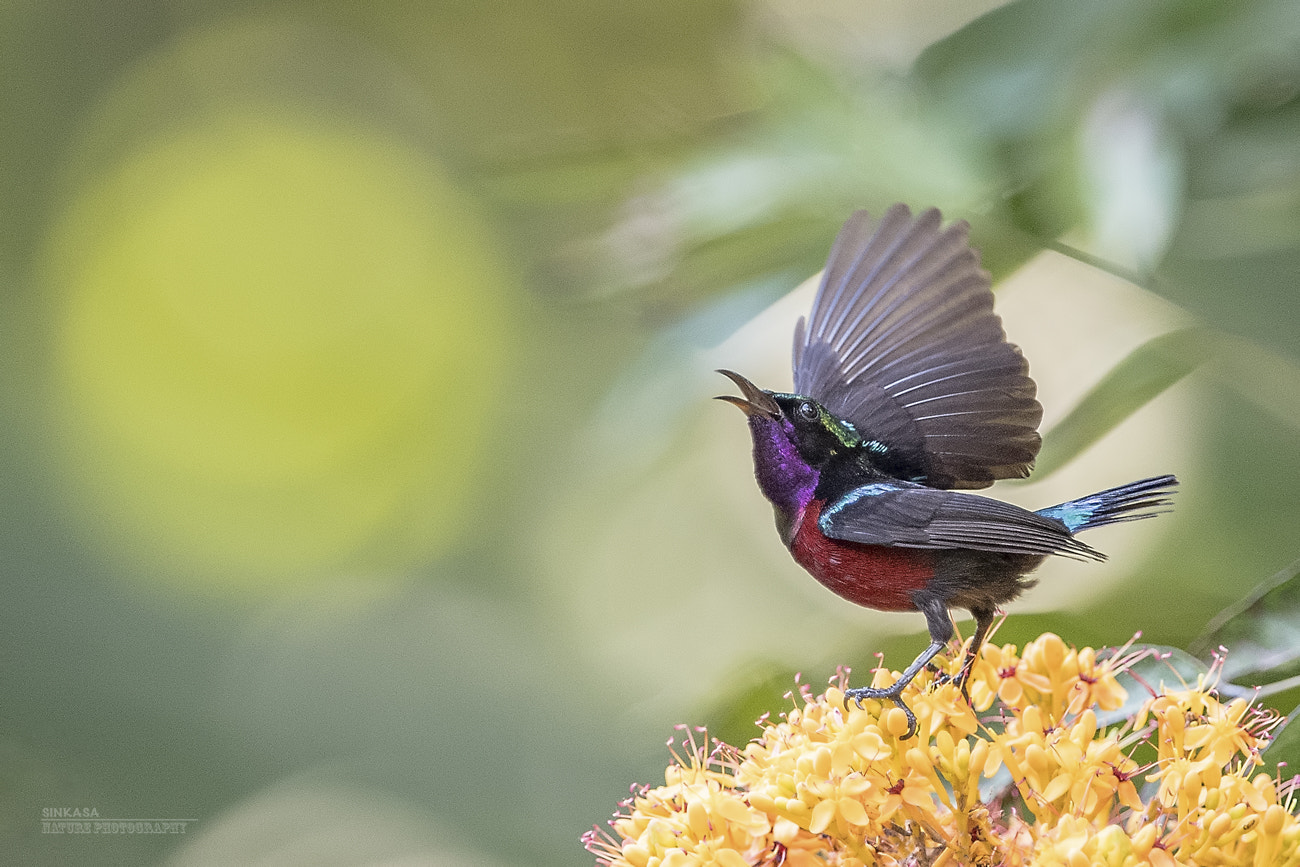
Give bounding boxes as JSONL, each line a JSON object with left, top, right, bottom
{"left": 46, "top": 110, "right": 514, "bottom": 592}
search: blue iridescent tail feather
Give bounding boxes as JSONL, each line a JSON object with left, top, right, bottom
{"left": 1037, "top": 475, "right": 1178, "bottom": 534}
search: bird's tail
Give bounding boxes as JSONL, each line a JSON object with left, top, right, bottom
{"left": 1037, "top": 475, "right": 1178, "bottom": 534}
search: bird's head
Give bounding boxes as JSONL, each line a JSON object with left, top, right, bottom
{"left": 715, "top": 369, "right": 861, "bottom": 469}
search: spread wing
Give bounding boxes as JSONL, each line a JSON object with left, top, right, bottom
{"left": 820, "top": 483, "right": 1102, "bottom": 560}
{"left": 792, "top": 205, "right": 1042, "bottom": 489}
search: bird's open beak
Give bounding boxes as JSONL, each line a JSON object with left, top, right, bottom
{"left": 714, "top": 369, "right": 781, "bottom": 418}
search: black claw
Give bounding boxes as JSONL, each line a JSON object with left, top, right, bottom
{"left": 890, "top": 695, "right": 918, "bottom": 740}
{"left": 842, "top": 685, "right": 919, "bottom": 740}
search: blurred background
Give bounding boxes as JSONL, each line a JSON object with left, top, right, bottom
{"left": 3, "top": 0, "right": 1300, "bottom": 863}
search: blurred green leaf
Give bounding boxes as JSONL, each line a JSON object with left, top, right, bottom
{"left": 1032, "top": 328, "right": 1214, "bottom": 479}
{"left": 550, "top": 47, "right": 1001, "bottom": 310}
{"left": 664, "top": 213, "right": 839, "bottom": 311}
{"left": 1190, "top": 557, "right": 1300, "bottom": 682}
{"left": 1097, "top": 644, "right": 1214, "bottom": 728}
{"left": 1260, "top": 705, "right": 1300, "bottom": 780}
{"left": 915, "top": 0, "right": 1300, "bottom": 361}
{"left": 1161, "top": 241, "right": 1300, "bottom": 365}
{"left": 1158, "top": 89, "right": 1300, "bottom": 361}
{"left": 697, "top": 660, "right": 803, "bottom": 749}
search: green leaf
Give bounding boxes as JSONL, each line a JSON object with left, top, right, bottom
{"left": 693, "top": 659, "right": 808, "bottom": 749}
{"left": 665, "top": 214, "right": 837, "bottom": 309}
{"left": 1031, "top": 328, "right": 1214, "bottom": 480}
{"left": 1190, "top": 557, "right": 1300, "bottom": 683}
{"left": 1260, "top": 703, "right": 1300, "bottom": 782}
{"left": 1096, "top": 644, "right": 1216, "bottom": 729}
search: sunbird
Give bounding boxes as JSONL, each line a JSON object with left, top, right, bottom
{"left": 718, "top": 204, "right": 1176, "bottom": 738}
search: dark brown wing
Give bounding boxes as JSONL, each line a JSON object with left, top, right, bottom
{"left": 819, "top": 483, "right": 1102, "bottom": 560}
{"left": 792, "top": 205, "right": 1042, "bottom": 489}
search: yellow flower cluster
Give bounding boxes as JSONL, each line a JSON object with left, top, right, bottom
{"left": 585, "top": 633, "right": 1298, "bottom": 867}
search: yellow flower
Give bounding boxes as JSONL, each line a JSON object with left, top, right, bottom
{"left": 586, "top": 634, "right": 1298, "bottom": 867}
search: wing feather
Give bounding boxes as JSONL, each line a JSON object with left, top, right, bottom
{"left": 820, "top": 483, "right": 1103, "bottom": 560}
{"left": 793, "top": 205, "right": 1042, "bottom": 489}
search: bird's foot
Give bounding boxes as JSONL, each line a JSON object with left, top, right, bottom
{"left": 843, "top": 685, "right": 918, "bottom": 740}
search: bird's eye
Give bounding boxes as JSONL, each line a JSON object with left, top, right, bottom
{"left": 797, "top": 401, "right": 817, "bottom": 421}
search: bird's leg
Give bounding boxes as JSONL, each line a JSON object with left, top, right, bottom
{"left": 844, "top": 596, "right": 952, "bottom": 740}
{"left": 844, "top": 641, "right": 944, "bottom": 739}
{"left": 955, "top": 605, "right": 996, "bottom": 704}
{"left": 931, "top": 605, "right": 997, "bottom": 702}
